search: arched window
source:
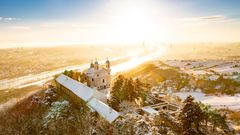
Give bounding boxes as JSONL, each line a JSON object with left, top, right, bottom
{"left": 92, "top": 78, "right": 94, "bottom": 81}
{"left": 103, "top": 79, "right": 105, "bottom": 83}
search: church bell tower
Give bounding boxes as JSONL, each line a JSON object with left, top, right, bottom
{"left": 105, "top": 59, "right": 110, "bottom": 69}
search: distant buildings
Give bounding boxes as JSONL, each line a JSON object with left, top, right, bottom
{"left": 85, "top": 59, "right": 111, "bottom": 90}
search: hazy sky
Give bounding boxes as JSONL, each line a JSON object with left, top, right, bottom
{"left": 0, "top": 0, "right": 240, "bottom": 48}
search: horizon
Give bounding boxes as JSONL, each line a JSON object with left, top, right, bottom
{"left": 1, "top": 41, "right": 239, "bottom": 49}
{"left": 0, "top": 0, "right": 240, "bottom": 48}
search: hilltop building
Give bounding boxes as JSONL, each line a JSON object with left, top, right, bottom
{"left": 55, "top": 74, "right": 119, "bottom": 123}
{"left": 85, "top": 59, "right": 111, "bottom": 90}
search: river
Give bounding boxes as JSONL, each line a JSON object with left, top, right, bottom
{"left": 0, "top": 47, "right": 165, "bottom": 90}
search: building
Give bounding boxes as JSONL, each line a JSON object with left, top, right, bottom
{"left": 85, "top": 59, "right": 111, "bottom": 90}
{"left": 55, "top": 74, "right": 120, "bottom": 123}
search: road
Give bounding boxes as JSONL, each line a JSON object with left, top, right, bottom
{"left": 0, "top": 47, "right": 165, "bottom": 90}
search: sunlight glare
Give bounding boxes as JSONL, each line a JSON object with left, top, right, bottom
{"left": 107, "top": 3, "right": 158, "bottom": 43}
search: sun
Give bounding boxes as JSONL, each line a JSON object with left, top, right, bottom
{"left": 88, "top": 1, "right": 169, "bottom": 45}
{"left": 109, "top": 6, "right": 157, "bottom": 43}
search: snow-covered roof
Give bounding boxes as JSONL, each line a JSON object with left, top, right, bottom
{"left": 87, "top": 98, "right": 120, "bottom": 123}
{"left": 85, "top": 67, "right": 109, "bottom": 77}
{"left": 56, "top": 74, "right": 120, "bottom": 123}
{"left": 86, "top": 68, "right": 94, "bottom": 76}
{"left": 142, "top": 106, "right": 158, "bottom": 114}
{"left": 93, "top": 90, "right": 108, "bottom": 103}
{"left": 209, "top": 75, "right": 219, "bottom": 81}
{"left": 56, "top": 74, "right": 95, "bottom": 102}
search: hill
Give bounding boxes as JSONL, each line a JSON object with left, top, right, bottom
{"left": 121, "top": 61, "right": 180, "bottom": 86}
{"left": 0, "top": 86, "right": 237, "bottom": 134}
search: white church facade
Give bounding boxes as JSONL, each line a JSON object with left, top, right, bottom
{"left": 85, "top": 59, "right": 111, "bottom": 90}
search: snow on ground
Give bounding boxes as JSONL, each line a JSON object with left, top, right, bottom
{"left": 185, "top": 70, "right": 210, "bottom": 75}
{"left": 165, "top": 60, "right": 223, "bottom": 69}
{"left": 164, "top": 60, "right": 240, "bottom": 75}
{"left": 210, "top": 63, "right": 240, "bottom": 74}
{"left": 174, "top": 92, "right": 240, "bottom": 110}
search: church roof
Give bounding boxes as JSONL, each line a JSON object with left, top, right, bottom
{"left": 85, "top": 66, "right": 109, "bottom": 77}
{"left": 86, "top": 67, "right": 95, "bottom": 76}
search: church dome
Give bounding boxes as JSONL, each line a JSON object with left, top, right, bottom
{"left": 86, "top": 68, "right": 94, "bottom": 76}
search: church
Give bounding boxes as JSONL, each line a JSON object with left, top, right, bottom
{"left": 84, "top": 59, "right": 111, "bottom": 90}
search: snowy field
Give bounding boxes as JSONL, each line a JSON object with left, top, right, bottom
{"left": 165, "top": 60, "right": 240, "bottom": 75}
{"left": 174, "top": 92, "right": 240, "bottom": 110}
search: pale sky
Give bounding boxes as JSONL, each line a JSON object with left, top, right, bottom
{"left": 0, "top": 0, "right": 240, "bottom": 48}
